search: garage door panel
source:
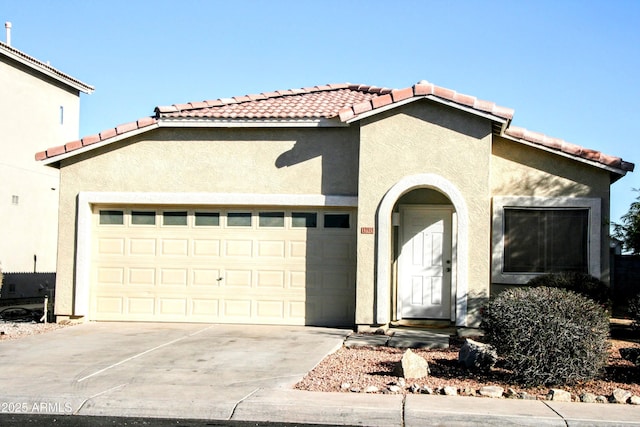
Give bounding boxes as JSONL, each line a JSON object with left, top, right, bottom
{"left": 98, "top": 238, "right": 125, "bottom": 255}
{"left": 161, "top": 239, "right": 189, "bottom": 256}
{"left": 225, "top": 270, "right": 252, "bottom": 287}
{"left": 91, "top": 207, "right": 356, "bottom": 325}
{"left": 192, "top": 269, "right": 221, "bottom": 286}
{"left": 257, "top": 270, "right": 285, "bottom": 288}
{"left": 128, "top": 297, "right": 155, "bottom": 315}
{"left": 129, "top": 238, "right": 156, "bottom": 256}
{"left": 129, "top": 268, "right": 156, "bottom": 286}
{"left": 225, "top": 240, "right": 253, "bottom": 257}
{"left": 97, "top": 267, "right": 125, "bottom": 285}
{"left": 258, "top": 240, "right": 285, "bottom": 257}
{"left": 193, "top": 239, "right": 220, "bottom": 256}
{"left": 160, "top": 268, "right": 188, "bottom": 286}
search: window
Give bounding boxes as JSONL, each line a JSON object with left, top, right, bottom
{"left": 492, "top": 197, "right": 600, "bottom": 284}
{"left": 259, "top": 212, "right": 284, "bottom": 227}
{"left": 195, "top": 212, "right": 220, "bottom": 226}
{"left": 324, "top": 213, "right": 350, "bottom": 228}
{"left": 11, "top": 195, "right": 19, "bottom": 205}
{"left": 60, "top": 106, "right": 64, "bottom": 125}
{"left": 163, "top": 211, "right": 187, "bottom": 226}
{"left": 292, "top": 212, "right": 317, "bottom": 228}
{"left": 227, "top": 212, "right": 251, "bottom": 227}
{"left": 99, "top": 210, "right": 124, "bottom": 225}
{"left": 8, "top": 283, "right": 16, "bottom": 294}
{"left": 132, "top": 211, "right": 156, "bottom": 225}
{"left": 504, "top": 209, "right": 588, "bottom": 273}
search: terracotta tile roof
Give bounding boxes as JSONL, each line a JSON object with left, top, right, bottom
{"left": 0, "top": 41, "right": 94, "bottom": 94}
{"left": 36, "top": 80, "right": 634, "bottom": 174}
{"left": 504, "top": 126, "right": 634, "bottom": 172}
{"left": 35, "top": 117, "right": 157, "bottom": 161}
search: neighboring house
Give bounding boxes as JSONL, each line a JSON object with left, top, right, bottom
{"left": 36, "top": 80, "right": 634, "bottom": 329}
{"left": 0, "top": 26, "right": 93, "bottom": 274}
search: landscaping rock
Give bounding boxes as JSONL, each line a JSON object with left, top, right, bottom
{"left": 364, "top": 385, "right": 379, "bottom": 393}
{"left": 460, "top": 387, "right": 476, "bottom": 396}
{"left": 519, "top": 392, "right": 536, "bottom": 400}
{"left": 443, "top": 386, "right": 458, "bottom": 396}
{"left": 479, "top": 386, "right": 504, "bottom": 398}
{"left": 547, "top": 389, "right": 572, "bottom": 402}
{"left": 394, "top": 349, "right": 430, "bottom": 379}
{"left": 458, "top": 338, "right": 498, "bottom": 371}
{"left": 610, "top": 388, "right": 632, "bottom": 404}
{"left": 409, "top": 384, "right": 420, "bottom": 393}
{"left": 420, "top": 386, "right": 434, "bottom": 395}
{"left": 387, "top": 385, "right": 401, "bottom": 393}
{"left": 619, "top": 348, "right": 640, "bottom": 367}
{"left": 596, "top": 395, "right": 608, "bottom": 404}
{"left": 505, "top": 388, "right": 518, "bottom": 399}
{"left": 580, "top": 393, "right": 598, "bottom": 403}
{"left": 340, "top": 382, "right": 351, "bottom": 390}
{"left": 629, "top": 396, "right": 640, "bottom": 405}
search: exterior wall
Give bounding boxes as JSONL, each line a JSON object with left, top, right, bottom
{"left": 54, "top": 126, "right": 359, "bottom": 316}
{"left": 490, "top": 135, "right": 612, "bottom": 292}
{"left": 356, "top": 101, "right": 493, "bottom": 326}
{"left": 0, "top": 54, "right": 81, "bottom": 272}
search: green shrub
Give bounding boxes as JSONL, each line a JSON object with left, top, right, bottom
{"left": 526, "top": 272, "right": 612, "bottom": 311}
{"left": 481, "top": 287, "right": 610, "bottom": 386}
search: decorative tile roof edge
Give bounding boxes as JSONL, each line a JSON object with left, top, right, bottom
{"left": 35, "top": 117, "right": 157, "bottom": 162}
{"left": 337, "top": 80, "right": 514, "bottom": 123}
{"left": 503, "top": 126, "right": 634, "bottom": 173}
{"left": 35, "top": 80, "right": 634, "bottom": 175}
{"left": 0, "top": 41, "right": 94, "bottom": 94}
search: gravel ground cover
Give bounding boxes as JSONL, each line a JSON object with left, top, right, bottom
{"left": 0, "top": 321, "right": 70, "bottom": 341}
{"left": 295, "top": 336, "right": 640, "bottom": 400}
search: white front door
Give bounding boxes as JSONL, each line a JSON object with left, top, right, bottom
{"left": 399, "top": 207, "right": 452, "bottom": 319}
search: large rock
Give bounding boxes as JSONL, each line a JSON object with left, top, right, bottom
{"left": 479, "top": 386, "right": 504, "bottom": 398}
{"left": 547, "top": 389, "right": 572, "bottom": 402}
{"left": 394, "top": 349, "right": 430, "bottom": 379}
{"left": 458, "top": 338, "right": 498, "bottom": 371}
{"left": 610, "top": 388, "right": 632, "bottom": 404}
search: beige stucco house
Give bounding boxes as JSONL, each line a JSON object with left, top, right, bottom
{"left": 0, "top": 28, "right": 93, "bottom": 273}
{"left": 37, "top": 81, "right": 634, "bottom": 329}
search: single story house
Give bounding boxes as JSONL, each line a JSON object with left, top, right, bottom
{"left": 36, "top": 80, "right": 634, "bottom": 329}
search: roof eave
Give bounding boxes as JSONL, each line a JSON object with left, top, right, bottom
{"left": 0, "top": 43, "right": 94, "bottom": 94}
{"left": 345, "top": 95, "right": 510, "bottom": 125}
{"left": 500, "top": 132, "right": 631, "bottom": 179}
{"left": 42, "top": 123, "right": 159, "bottom": 166}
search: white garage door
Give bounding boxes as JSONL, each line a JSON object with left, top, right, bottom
{"left": 90, "top": 206, "right": 356, "bottom": 326}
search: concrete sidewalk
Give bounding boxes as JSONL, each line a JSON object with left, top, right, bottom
{"left": 232, "top": 389, "right": 640, "bottom": 426}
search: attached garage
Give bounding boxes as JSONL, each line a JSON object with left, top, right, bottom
{"left": 89, "top": 205, "right": 356, "bottom": 326}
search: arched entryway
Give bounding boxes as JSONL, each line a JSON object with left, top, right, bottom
{"left": 376, "top": 174, "right": 469, "bottom": 326}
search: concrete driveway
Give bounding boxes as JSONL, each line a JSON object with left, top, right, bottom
{"left": 0, "top": 322, "right": 350, "bottom": 420}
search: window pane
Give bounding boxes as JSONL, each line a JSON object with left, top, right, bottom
{"left": 292, "top": 212, "right": 317, "bottom": 228}
{"left": 546, "top": 210, "right": 588, "bottom": 272}
{"left": 228, "top": 212, "right": 251, "bottom": 227}
{"left": 259, "top": 212, "right": 284, "bottom": 227}
{"left": 163, "top": 211, "right": 187, "bottom": 226}
{"left": 324, "top": 213, "right": 350, "bottom": 228}
{"left": 99, "top": 210, "right": 123, "bottom": 225}
{"left": 132, "top": 211, "right": 156, "bottom": 225}
{"left": 195, "top": 212, "right": 220, "bottom": 226}
{"left": 504, "top": 209, "right": 588, "bottom": 273}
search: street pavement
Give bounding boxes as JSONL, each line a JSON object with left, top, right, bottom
{"left": 0, "top": 322, "right": 639, "bottom": 426}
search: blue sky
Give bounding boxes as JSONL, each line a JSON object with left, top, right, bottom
{"left": 2, "top": 0, "right": 639, "bottom": 225}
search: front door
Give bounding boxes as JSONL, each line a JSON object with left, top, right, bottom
{"left": 399, "top": 206, "right": 452, "bottom": 319}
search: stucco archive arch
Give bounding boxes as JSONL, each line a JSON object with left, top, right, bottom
{"left": 376, "top": 173, "right": 469, "bottom": 326}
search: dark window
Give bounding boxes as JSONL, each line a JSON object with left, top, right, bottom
{"left": 132, "top": 211, "right": 156, "bottom": 225}
{"left": 324, "top": 213, "right": 350, "bottom": 229}
{"left": 259, "top": 212, "right": 284, "bottom": 227}
{"left": 292, "top": 212, "right": 317, "bottom": 228}
{"left": 504, "top": 208, "right": 589, "bottom": 273}
{"left": 195, "top": 212, "right": 220, "bottom": 226}
{"left": 99, "top": 210, "right": 124, "bottom": 225}
{"left": 227, "top": 212, "right": 251, "bottom": 227}
{"left": 163, "top": 211, "right": 188, "bottom": 226}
